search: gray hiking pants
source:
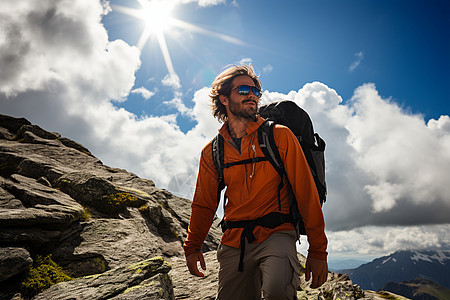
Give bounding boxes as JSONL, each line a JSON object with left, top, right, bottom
{"left": 216, "top": 231, "right": 300, "bottom": 300}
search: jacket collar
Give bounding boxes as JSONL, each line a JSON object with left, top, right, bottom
{"left": 218, "top": 115, "right": 266, "bottom": 140}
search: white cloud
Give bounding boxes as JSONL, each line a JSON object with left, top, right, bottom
{"left": 162, "top": 73, "right": 182, "bottom": 90}
{"left": 297, "top": 224, "right": 450, "bottom": 258}
{"left": 0, "top": 0, "right": 140, "bottom": 100}
{"left": 238, "top": 57, "right": 252, "bottom": 65}
{"left": 349, "top": 51, "right": 364, "bottom": 72}
{"left": 180, "top": 0, "right": 226, "bottom": 7}
{"left": 131, "top": 87, "right": 155, "bottom": 100}
{"left": 346, "top": 84, "right": 450, "bottom": 214}
{"left": 261, "top": 82, "right": 450, "bottom": 231}
{"left": 1, "top": 0, "right": 449, "bottom": 258}
{"left": 263, "top": 64, "right": 273, "bottom": 73}
{"left": 163, "top": 97, "right": 194, "bottom": 118}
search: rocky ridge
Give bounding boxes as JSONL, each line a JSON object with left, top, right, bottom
{"left": 0, "top": 114, "right": 406, "bottom": 299}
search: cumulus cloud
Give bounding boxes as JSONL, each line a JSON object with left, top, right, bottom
{"left": 297, "top": 224, "right": 450, "bottom": 258}
{"left": 163, "top": 97, "right": 194, "bottom": 118}
{"left": 1, "top": 0, "right": 449, "bottom": 257}
{"left": 131, "top": 87, "right": 155, "bottom": 100}
{"left": 162, "top": 73, "right": 182, "bottom": 90}
{"left": 260, "top": 82, "right": 450, "bottom": 231}
{"left": 346, "top": 84, "right": 450, "bottom": 216}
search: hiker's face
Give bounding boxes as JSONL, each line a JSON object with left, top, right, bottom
{"left": 226, "top": 75, "right": 259, "bottom": 120}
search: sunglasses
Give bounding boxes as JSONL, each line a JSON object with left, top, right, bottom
{"left": 231, "top": 85, "right": 262, "bottom": 98}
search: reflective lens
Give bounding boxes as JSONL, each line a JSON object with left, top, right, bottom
{"left": 232, "top": 85, "right": 261, "bottom": 98}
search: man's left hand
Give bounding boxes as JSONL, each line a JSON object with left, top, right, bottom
{"left": 305, "top": 256, "right": 328, "bottom": 288}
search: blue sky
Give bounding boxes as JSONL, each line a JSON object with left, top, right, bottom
{"left": 1, "top": 0, "right": 449, "bottom": 260}
{"left": 104, "top": 0, "right": 449, "bottom": 132}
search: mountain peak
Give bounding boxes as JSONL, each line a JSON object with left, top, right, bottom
{"left": 342, "top": 249, "right": 450, "bottom": 292}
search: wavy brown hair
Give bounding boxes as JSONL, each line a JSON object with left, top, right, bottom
{"left": 210, "top": 64, "right": 262, "bottom": 123}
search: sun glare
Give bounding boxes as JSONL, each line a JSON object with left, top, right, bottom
{"left": 139, "top": 0, "right": 175, "bottom": 34}
{"left": 113, "top": 0, "right": 247, "bottom": 90}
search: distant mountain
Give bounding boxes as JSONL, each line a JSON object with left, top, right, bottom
{"left": 381, "top": 278, "right": 450, "bottom": 300}
{"left": 340, "top": 250, "right": 450, "bottom": 291}
{"left": 328, "top": 258, "right": 369, "bottom": 271}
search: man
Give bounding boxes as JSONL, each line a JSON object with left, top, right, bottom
{"left": 183, "top": 64, "right": 328, "bottom": 299}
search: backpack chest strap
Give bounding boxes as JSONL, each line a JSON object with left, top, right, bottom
{"left": 222, "top": 156, "right": 268, "bottom": 169}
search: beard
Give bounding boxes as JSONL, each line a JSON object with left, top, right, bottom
{"left": 229, "top": 99, "right": 258, "bottom": 120}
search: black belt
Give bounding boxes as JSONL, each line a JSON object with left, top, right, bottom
{"left": 219, "top": 212, "right": 293, "bottom": 272}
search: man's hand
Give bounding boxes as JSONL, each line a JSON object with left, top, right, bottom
{"left": 186, "top": 251, "right": 206, "bottom": 277}
{"left": 305, "top": 256, "right": 328, "bottom": 288}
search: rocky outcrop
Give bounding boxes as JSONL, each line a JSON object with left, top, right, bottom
{"left": 0, "top": 114, "right": 407, "bottom": 300}
{"left": 0, "top": 114, "right": 221, "bottom": 299}
{"left": 32, "top": 257, "right": 173, "bottom": 300}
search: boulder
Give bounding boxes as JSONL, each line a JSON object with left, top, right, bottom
{"left": 16, "top": 125, "right": 60, "bottom": 141}
{"left": 0, "top": 247, "right": 32, "bottom": 283}
{"left": 0, "top": 115, "right": 31, "bottom": 135}
{"left": 52, "top": 209, "right": 183, "bottom": 276}
{"left": 32, "top": 256, "right": 173, "bottom": 300}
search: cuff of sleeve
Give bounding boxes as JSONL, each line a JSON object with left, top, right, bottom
{"left": 183, "top": 246, "right": 201, "bottom": 258}
{"left": 307, "top": 250, "right": 328, "bottom": 261}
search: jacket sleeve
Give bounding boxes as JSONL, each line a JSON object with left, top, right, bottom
{"left": 183, "top": 143, "right": 219, "bottom": 257}
{"left": 274, "top": 125, "right": 328, "bottom": 260}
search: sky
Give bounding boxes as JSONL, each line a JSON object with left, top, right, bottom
{"left": 1, "top": 0, "right": 449, "bottom": 262}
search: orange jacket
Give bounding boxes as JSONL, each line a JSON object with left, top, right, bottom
{"left": 183, "top": 116, "right": 327, "bottom": 260}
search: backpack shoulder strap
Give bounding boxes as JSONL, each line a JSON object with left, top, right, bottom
{"left": 257, "top": 120, "right": 285, "bottom": 177}
{"left": 212, "top": 134, "right": 226, "bottom": 209}
{"left": 258, "top": 120, "right": 286, "bottom": 210}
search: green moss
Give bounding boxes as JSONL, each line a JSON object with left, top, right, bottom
{"left": 323, "top": 290, "right": 334, "bottom": 300}
{"left": 120, "top": 187, "right": 151, "bottom": 198}
{"left": 171, "top": 228, "right": 180, "bottom": 239}
{"left": 138, "top": 203, "right": 149, "bottom": 212}
{"left": 92, "top": 257, "right": 107, "bottom": 272}
{"left": 94, "top": 192, "right": 145, "bottom": 214}
{"left": 83, "top": 273, "right": 102, "bottom": 280}
{"left": 21, "top": 254, "right": 73, "bottom": 298}
{"left": 128, "top": 256, "right": 164, "bottom": 272}
{"left": 122, "top": 281, "right": 155, "bottom": 294}
{"left": 80, "top": 208, "right": 92, "bottom": 221}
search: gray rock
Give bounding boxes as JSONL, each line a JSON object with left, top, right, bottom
{"left": 58, "top": 137, "right": 93, "bottom": 156}
{"left": 0, "top": 247, "right": 32, "bottom": 283}
{"left": 0, "top": 174, "right": 84, "bottom": 228}
{"left": 170, "top": 251, "right": 219, "bottom": 300}
{"left": 110, "top": 273, "right": 173, "bottom": 300}
{"left": 0, "top": 114, "right": 31, "bottom": 134}
{"left": 33, "top": 256, "right": 173, "bottom": 300}
{"left": 16, "top": 124, "right": 61, "bottom": 141}
{"left": 56, "top": 172, "right": 118, "bottom": 207}
{"left": 0, "top": 186, "right": 23, "bottom": 209}
{"left": 0, "top": 127, "right": 14, "bottom": 140}
{"left": 53, "top": 209, "right": 183, "bottom": 275}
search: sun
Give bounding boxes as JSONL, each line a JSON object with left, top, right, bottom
{"left": 138, "top": 0, "right": 175, "bottom": 34}
{"left": 112, "top": 0, "right": 247, "bottom": 90}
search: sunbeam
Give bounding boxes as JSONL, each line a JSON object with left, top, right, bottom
{"left": 112, "top": 0, "right": 246, "bottom": 89}
{"left": 171, "top": 19, "right": 247, "bottom": 47}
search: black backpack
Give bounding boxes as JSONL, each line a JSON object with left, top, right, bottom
{"left": 211, "top": 100, "right": 326, "bottom": 271}
{"left": 258, "top": 100, "right": 327, "bottom": 235}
